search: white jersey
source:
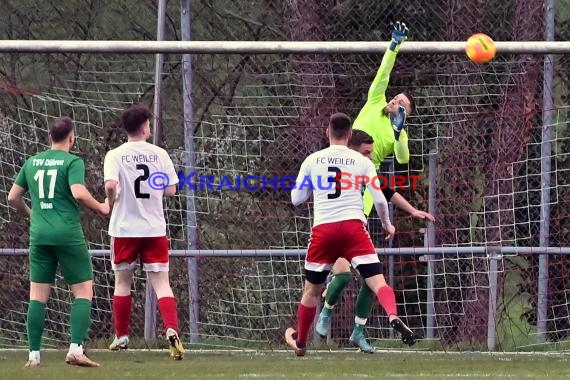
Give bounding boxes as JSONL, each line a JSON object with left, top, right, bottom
{"left": 291, "top": 145, "right": 391, "bottom": 228}
{"left": 104, "top": 141, "right": 179, "bottom": 237}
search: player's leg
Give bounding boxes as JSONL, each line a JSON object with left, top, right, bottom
{"left": 109, "top": 269, "right": 134, "bottom": 350}
{"left": 359, "top": 269, "right": 415, "bottom": 346}
{"left": 25, "top": 245, "right": 56, "bottom": 367}
{"left": 143, "top": 236, "right": 184, "bottom": 360}
{"left": 315, "top": 258, "right": 352, "bottom": 337}
{"left": 109, "top": 237, "right": 137, "bottom": 351}
{"left": 147, "top": 271, "right": 184, "bottom": 359}
{"left": 285, "top": 223, "right": 333, "bottom": 356}
{"left": 58, "top": 244, "right": 100, "bottom": 367}
{"left": 285, "top": 273, "right": 328, "bottom": 356}
{"left": 349, "top": 283, "right": 376, "bottom": 353}
{"left": 344, "top": 220, "right": 415, "bottom": 347}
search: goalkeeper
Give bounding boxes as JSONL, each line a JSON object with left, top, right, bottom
{"left": 315, "top": 21, "right": 423, "bottom": 352}
{"left": 354, "top": 20, "right": 414, "bottom": 169}
{"left": 356, "top": 20, "right": 415, "bottom": 219}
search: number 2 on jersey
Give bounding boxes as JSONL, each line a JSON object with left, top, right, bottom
{"left": 33, "top": 169, "right": 57, "bottom": 199}
{"left": 134, "top": 164, "right": 150, "bottom": 199}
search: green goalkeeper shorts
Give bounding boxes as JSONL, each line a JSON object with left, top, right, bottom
{"left": 29, "top": 244, "right": 93, "bottom": 285}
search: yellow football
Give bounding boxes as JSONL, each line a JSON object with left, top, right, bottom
{"left": 466, "top": 33, "right": 496, "bottom": 64}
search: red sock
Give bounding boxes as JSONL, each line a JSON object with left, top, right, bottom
{"left": 376, "top": 286, "right": 398, "bottom": 317}
{"left": 157, "top": 297, "right": 179, "bottom": 333}
{"left": 296, "top": 303, "right": 316, "bottom": 348}
{"left": 113, "top": 295, "right": 132, "bottom": 337}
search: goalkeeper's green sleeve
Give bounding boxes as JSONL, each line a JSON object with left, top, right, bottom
{"left": 366, "top": 49, "right": 398, "bottom": 104}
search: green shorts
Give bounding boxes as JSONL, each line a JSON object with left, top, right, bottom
{"left": 29, "top": 244, "right": 93, "bottom": 285}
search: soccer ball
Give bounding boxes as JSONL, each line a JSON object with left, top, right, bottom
{"left": 465, "top": 33, "right": 496, "bottom": 64}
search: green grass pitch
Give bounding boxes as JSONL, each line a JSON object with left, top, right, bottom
{"left": 2, "top": 350, "right": 570, "bottom": 380}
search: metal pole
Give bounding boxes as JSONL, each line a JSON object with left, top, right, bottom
{"left": 3, "top": 246, "right": 570, "bottom": 257}
{"left": 425, "top": 150, "right": 437, "bottom": 339}
{"left": 153, "top": 0, "right": 167, "bottom": 145}
{"left": 144, "top": 0, "right": 167, "bottom": 343}
{"left": 537, "top": 0, "right": 556, "bottom": 343}
{"left": 387, "top": 159, "right": 395, "bottom": 339}
{"left": 386, "top": 159, "right": 395, "bottom": 290}
{"left": 181, "top": 0, "right": 200, "bottom": 344}
{"left": 487, "top": 249, "right": 500, "bottom": 351}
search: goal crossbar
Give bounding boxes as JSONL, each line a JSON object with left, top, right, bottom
{"left": 0, "top": 40, "right": 569, "bottom": 54}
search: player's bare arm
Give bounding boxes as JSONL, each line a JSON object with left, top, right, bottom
{"left": 368, "top": 184, "right": 395, "bottom": 240}
{"left": 364, "top": 160, "right": 395, "bottom": 239}
{"left": 7, "top": 183, "right": 31, "bottom": 216}
{"left": 104, "top": 179, "right": 118, "bottom": 210}
{"left": 71, "top": 184, "right": 109, "bottom": 215}
{"left": 391, "top": 193, "right": 435, "bottom": 221}
{"left": 164, "top": 184, "right": 177, "bottom": 197}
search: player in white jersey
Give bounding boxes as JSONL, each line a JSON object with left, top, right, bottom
{"left": 103, "top": 104, "right": 184, "bottom": 360}
{"left": 285, "top": 113, "right": 415, "bottom": 356}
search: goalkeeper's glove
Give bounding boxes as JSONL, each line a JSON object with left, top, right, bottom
{"left": 389, "top": 21, "right": 409, "bottom": 51}
{"left": 390, "top": 105, "right": 406, "bottom": 141}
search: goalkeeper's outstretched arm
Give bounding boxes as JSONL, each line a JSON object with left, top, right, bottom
{"left": 367, "top": 21, "right": 409, "bottom": 103}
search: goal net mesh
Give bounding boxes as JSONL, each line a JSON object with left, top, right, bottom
{"left": 0, "top": 0, "right": 568, "bottom": 352}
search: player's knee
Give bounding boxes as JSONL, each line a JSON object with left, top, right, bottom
{"left": 29, "top": 282, "right": 51, "bottom": 304}
{"left": 332, "top": 258, "right": 351, "bottom": 274}
{"left": 305, "top": 269, "right": 329, "bottom": 285}
{"left": 114, "top": 283, "right": 132, "bottom": 296}
{"left": 70, "top": 280, "right": 94, "bottom": 300}
{"left": 148, "top": 271, "right": 174, "bottom": 298}
{"left": 114, "top": 269, "right": 134, "bottom": 295}
{"left": 356, "top": 263, "right": 382, "bottom": 279}
{"left": 301, "top": 282, "right": 325, "bottom": 307}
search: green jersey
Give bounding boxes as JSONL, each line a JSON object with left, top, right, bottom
{"left": 15, "top": 149, "right": 87, "bottom": 245}
{"left": 353, "top": 49, "right": 410, "bottom": 167}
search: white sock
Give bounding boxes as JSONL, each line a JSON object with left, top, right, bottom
{"left": 355, "top": 316, "right": 367, "bottom": 326}
{"left": 29, "top": 350, "right": 40, "bottom": 361}
{"left": 69, "top": 343, "right": 83, "bottom": 355}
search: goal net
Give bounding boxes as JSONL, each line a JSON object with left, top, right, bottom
{"left": 0, "top": 48, "right": 568, "bottom": 352}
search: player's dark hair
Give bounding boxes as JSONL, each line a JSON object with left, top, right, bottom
{"left": 348, "top": 129, "right": 374, "bottom": 149}
{"left": 49, "top": 116, "right": 74, "bottom": 143}
{"left": 402, "top": 91, "right": 416, "bottom": 115}
{"left": 329, "top": 112, "right": 352, "bottom": 139}
{"left": 121, "top": 104, "right": 153, "bottom": 135}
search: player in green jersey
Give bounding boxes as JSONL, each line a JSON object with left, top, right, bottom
{"left": 8, "top": 116, "right": 109, "bottom": 368}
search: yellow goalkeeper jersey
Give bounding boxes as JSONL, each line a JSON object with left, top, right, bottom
{"left": 353, "top": 49, "right": 409, "bottom": 167}
{"left": 353, "top": 48, "right": 410, "bottom": 216}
